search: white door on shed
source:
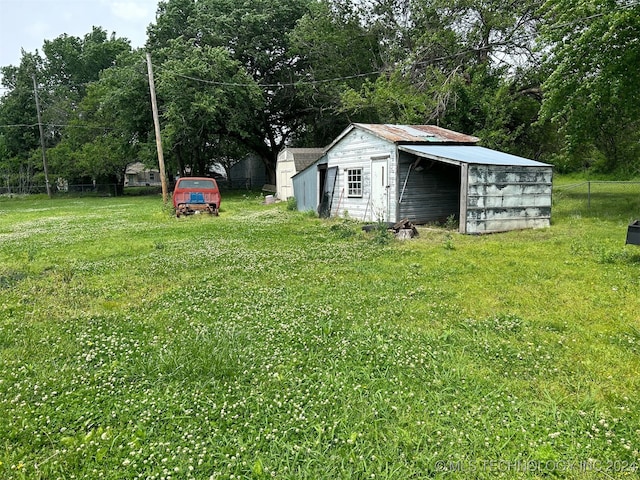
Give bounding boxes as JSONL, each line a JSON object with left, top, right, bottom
{"left": 371, "top": 158, "right": 389, "bottom": 221}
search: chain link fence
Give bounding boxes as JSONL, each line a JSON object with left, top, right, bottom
{"left": 5, "top": 180, "right": 639, "bottom": 221}
{"left": 553, "top": 181, "right": 640, "bottom": 218}
{"left": 0, "top": 179, "right": 260, "bottom": 197}
{"left": 0, "top": 183, "right": 119, "bottom": 197}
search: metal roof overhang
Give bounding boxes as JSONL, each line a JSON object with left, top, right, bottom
{"left": 399, "top": 145, "right": 553, "bottom": 168}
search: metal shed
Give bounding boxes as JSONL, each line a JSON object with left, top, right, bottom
{"left": 229, "top": 154, "right": 268, "bottom": 189}
{"left": 296, "top": 123, "right": 553, "bottom": 234}
{"left": 399, "top": 145, "right": 553, "bottom": 234}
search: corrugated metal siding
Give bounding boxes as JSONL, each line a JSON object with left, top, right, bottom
{"left": 465, "top": 165, "right": 552, "bottom": 233}
{"left": 397, "top": 156, "right": 461, "bottom": 223}
{"left": 229, "top": 155, "right": 267, "bottom": 189}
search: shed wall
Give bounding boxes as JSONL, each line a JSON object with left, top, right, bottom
{"left": 327, "top": 129, "right": 397, "bottom": 221}
{"left": 465, "top": 165, "right": 552, "bottom": 233}
{"left": 276, "top": 157, "right": 295, "bottom": 199}
{"left": 229, "top": 155, "right": 267, "bottom": 189}
{"left": 292, "top": 158, "right": 326, "bottom": 212}
{"left": 397, "top": 155, "right": 460, "bottom": 223}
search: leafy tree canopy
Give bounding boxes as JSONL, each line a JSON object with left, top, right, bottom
{"left": 540, "top": 0, "right": 640, "bottom": 173}
{"left": 48, "top": 49, "right": 152, "bottom": 187}
{"left": 148, "top": 0, "right": 316, "bottom": 180}
{"left": 156, "top": 38, "right": 263, "bottom": 177}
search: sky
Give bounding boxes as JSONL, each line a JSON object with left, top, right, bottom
{"left": 0, "top": 0, "right": 159, "bottom": 70}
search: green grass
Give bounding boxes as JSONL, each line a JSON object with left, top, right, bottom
{"left": 0, "top": 186, "right": 639, "bottom": 479}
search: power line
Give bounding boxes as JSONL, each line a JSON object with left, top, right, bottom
{"left": 0, "top": 123, "right": 114, "bottom": 130}
{"left": 0, "top": 2, "right": 636, "bottom": 124}
{"left": 163, "top": 9, "right": 637, "bottom": 89}
{"left": 4, "top": 2, "right": 636, "bottom": 96}
{"left": 160, "top": 46, "right": 512, "bottom": 89}
{"left": 170, "top": 70, "right": 382, "bottom": 88}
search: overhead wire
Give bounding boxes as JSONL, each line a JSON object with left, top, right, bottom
{"left": 1, "top": 1, "right": 637, "bottom": 130}
{"left": 157, "top": 3, "right": 640, "bottom": 89}
{"left": 0, "top": 122, "right": 116, "bottom": 130}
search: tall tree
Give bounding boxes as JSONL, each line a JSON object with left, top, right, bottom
{"left": 0, "top": 52, "right": 46, "bottom": 192}
{"left": 288, "top": 0, "right": 382, "bottom": 144}
{"left": 539, "top": 0, "right": 640, "bottom": 173}
{"left": 39, "top": 28, "right": 131, "bottom": 144}
{"left": 48, "top": 49, "right": 153, "bottom": 190}
{"left": 335, "top": 0, "right": 546, "bottom": 140}
{"left": 155, "top": 38, "right": 263, "bottom": 177}
{"left": 0, "top": 29, "right": 133, "bottom": 190}
{"left": 146, "top": 0, "right": 200, "bottom": 52}
{"left": 148, "top": 0, "right": 315, "bottom": 181}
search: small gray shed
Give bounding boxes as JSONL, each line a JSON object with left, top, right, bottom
{"left": 291, "top": 153, "right": 328, "bottom": 213}
{"left": 293, "top": 123, "right": 553, "bottom": 234}
{"left": 229, "top": 154, "right": 268, "bottom": 189}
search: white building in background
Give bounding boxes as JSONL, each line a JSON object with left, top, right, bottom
{"left": 275, "top": 148, "right": 325, "bottom": 200}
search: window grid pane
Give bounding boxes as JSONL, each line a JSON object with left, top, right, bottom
{"left": 347, "top": 168, "right": 362, "bottom": 197}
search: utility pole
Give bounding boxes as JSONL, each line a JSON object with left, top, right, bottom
{"left": 146, "top": 52, "right": 168, "bottom": 204}
{"left": 32, "top": 74, "right": 52, "bottom": 198}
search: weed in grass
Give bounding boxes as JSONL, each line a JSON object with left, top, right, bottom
{"left": 442, "top": 232, "right": 455, "bottom": 250}
{"left": 26, "top": 244, "right": 38, "bottom": 262}
{"left": 368, "top": 220, "right": 394, "bottom": 245}
{"left": 57, "top": 264, "right": 75, "bottom": 283}
{"left": 570, "top": 238, "right": 640, "bottom": 265}
{"left": 0, "top": 269, "right": 27, "bottom": 288}
{"left": 329, "top": 219, "right": 358, "bottom": 239}
{"left": 158, "top": 197, "right": 176, "bottom": 216}
{"left": 443, "top": 214, "right": 458, "bottom": 230}
{"left": 286, "top": 196, "right": 297, "bottom": 211}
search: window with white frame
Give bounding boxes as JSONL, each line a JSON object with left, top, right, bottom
{"left": 347, "top": 168, "right": 363, "bottom": 197}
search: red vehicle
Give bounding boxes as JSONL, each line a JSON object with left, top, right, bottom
{"left": 172, "top": 177, "right": 221, "bottom": 217}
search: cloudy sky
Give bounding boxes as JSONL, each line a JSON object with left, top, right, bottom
{"left": 0, "top": 0, "right": 159, "bottom": 69}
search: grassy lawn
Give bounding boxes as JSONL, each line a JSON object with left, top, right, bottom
{"left": 1, "top": 184, "right": 639, "bottom": 479}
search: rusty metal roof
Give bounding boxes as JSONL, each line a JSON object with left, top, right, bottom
{"left": 354, "top": 123, "right": 479, "bottom": 144}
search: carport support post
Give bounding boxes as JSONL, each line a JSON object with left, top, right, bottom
{"left": 146, "top": 52, "right": 168, "bottom": 204}
{"left": 459, "top": 163, "right": 469, "bottom": 234}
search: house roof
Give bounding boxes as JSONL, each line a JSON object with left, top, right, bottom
{"left": 125, "top": 162, "right": 159, "bottom": 174}
{"left": 399, "top": 145, "right": 552, "bottom": 167}
{"left": 343, "top": 123, "right": 480, "bottom": 145}
{"left": 283, "top": 148, "right": 326, "bottom": 171}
